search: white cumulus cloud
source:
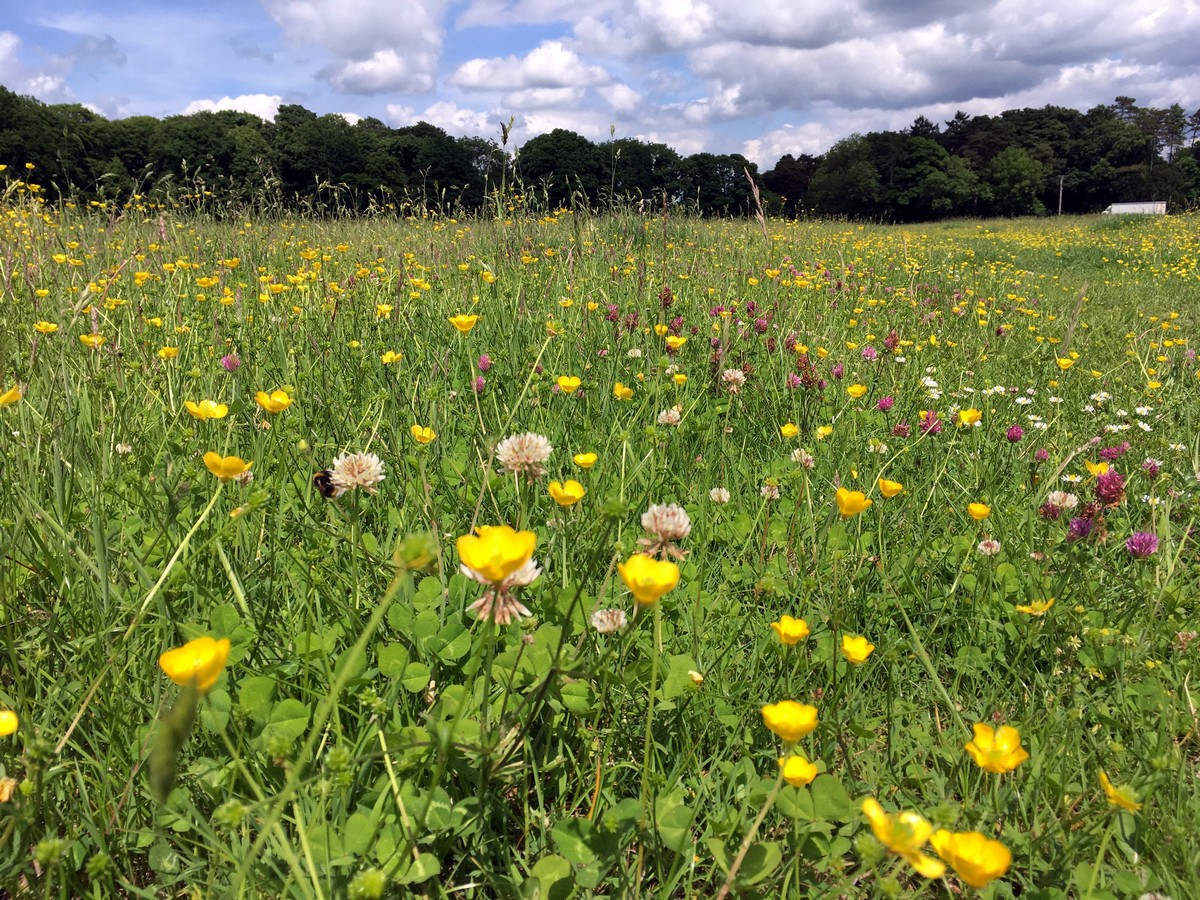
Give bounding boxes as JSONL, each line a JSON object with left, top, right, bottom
{"left": 183, "top": 94, "right": 283, "bottom": 120}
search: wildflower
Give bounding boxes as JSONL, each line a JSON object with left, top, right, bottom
{"left": 591, "top": 608, "right": 628, "bottom": 634}
{"left": 496, "top": 432, "right": 553, "bottom": 478}
{"left": 761, "top": 700, "right": 818, "bottom": 744}
{"left": 380, "top": 350, "right": 402, "bottom": 365}
{"left": 847, "top": 383, "right": 867, "bottom": 399}
{"left": 930, "top": 830, "right": 1011, "bottom": 889}
{"left": 255, "top": 390, "right": 293, "bottom": 413}
{"left": 1005, "top": 424, "right": 1024, "bottom": 442}
{"left": 761, "top": 482, "right": 780, "bottom": 500}
{"left": 835, "top": 487, "right": 872, "bottom": 517}
{"left": 556, "top": 375, "right": 581, "bottom": 393}
{"left": 410, "top": 425, "right": 436, "bottom": 444}
{"left": 613, "top": 382, "right": 634, "bottom": 400}
{"left": 1099, "top": 771, "right": 1142, "bottom": 812}
{"left": 1015, "top": 597, "right": 1055, "bottom": 616}
{"left": 641, "top": 503, "right": 691, "bottom": 546}
{"left": 792, "top": 448, "right": 815, "bottom": 469}
{"left": 158, "top": 346, "right": 179, "bottom": 360}
{"left": 665, "top": 335, "right": 687, "bottom": 351}
{"left": 115, "top": 442, "right": 132, "bottom": 455}
{"left": 878, "top": 478, "right": 903, "bottom": 498}
{"left": 1095, "top": 470, "right": 1126, "bottom": 505}
{"left": 1125, "top": 532, "right": 1158, "bottom": 558}
{"left": 779, "top": 755, "right": 819, "bottom": 787}
{"left": 967, "top": 502, "right": 991, "bottom": 521}
{"left": 0, "top": 709, "right": 17, "bottom": 736}
{"left": 159, "top": 636, "right": 231, "bottom": 693}
{"left": 473, "top": 375, "right": 485, "bottom": 392}
{"left": 816, "top": 425, "right": 833, "bottom": 440}
{"left": 841, "top": 635, "right": 875, "bottom": 663}
{"left": 330, "top": 452, "right": 385, "bottom": 496}
{"left": 722, "top": 368, "right": 746, "bottom": 393}
{"left": 1085, "top": 460, "right": 1109, "bottom": 477}
{"left": 618, "top": 553, "right": 680, "bottom": 605}
{"left": 548, "top": 480, "right": 586, "bottom": 507}
{"left": 448, "top": 313, "right": 480, "bottom": 334}
{"left": 185, "top": 400, "right": 229, "bottom": 421}
{"left": 657, "top": 408, "right": 681, "bottom": 426}
{"left": 709, "top": 487, "right": 730, "bottom": 504}
{"left": 34, "top": 321, "right": 58, "bottom": 334}
{"left": 1065, "top": 517, "right": 1093, "bottom": 542}
{"left": 0, "top": 385, "right": 24, "bottom": 407}
{"left": 860, "top": 799, "right": 945, "bottom": 878}
{"left": 1142, "top": 458, "right": 1162, "bottom": 478}
{"left": 780, "top": 422, "right": 798, "bottom": 438}
{"left": 573, "top": 452, "right": 597, "bottom": 469}
{"left": 977, "top": 539, "right": 1001, "bottom": 557}
{"left": 672, "top": 373, "right": 688, "bottom": 386}
{"left": 80, "top": 333, "right": 105, "bottom": 349}
{"left": 965, "top": 723, "right": 1029, "bottom": 773}
{"left": 477, "top": 353, "right": 492, "bottom": 371}
{"left": 203, "top": 453, "right": 252, "bottom": 481}
{"left": 876, "top": 396, "right": 894, "bottom": 411}
{"left": 457, "top": 525, "right": 537, "bottom": 585}
{"left": 771, "top": 615, "right": 810, "bottom": 645}
{"left": 463, "top": 556, "right": 540, "bottom": 626}
{"left": 957, "top": 408, "right": 982, "bottom": 427}
{"left": 1056, "top": 357, "right": 1075, "bottom": 370}
{"left": 220, "top": 353, "right": 241, "bottom": 372}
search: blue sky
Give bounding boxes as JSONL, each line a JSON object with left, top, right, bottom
{"left": 2, "top": 0, "right": 1198, "bottom": 166}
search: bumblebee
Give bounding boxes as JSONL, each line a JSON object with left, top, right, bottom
{"left": 312, "top": 469, "right": 337, "bottom": 498}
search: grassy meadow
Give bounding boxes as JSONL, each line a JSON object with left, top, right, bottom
{"left": 1, "top": 185, "right": 1199, "bottom": 898}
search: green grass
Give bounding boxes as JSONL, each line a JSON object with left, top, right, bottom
{"left": 1, "top": 198, "right": 1198, "bottom": 898}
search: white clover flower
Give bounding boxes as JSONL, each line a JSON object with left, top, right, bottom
{"left": 709, "top": 487, "right": 731, "bottom": 504}
{"left": 331, "top": 451, "right": 386, "bottom": 495}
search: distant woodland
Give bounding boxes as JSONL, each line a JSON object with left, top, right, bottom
{"left": 2, "top": 85, "right": 1198, "bottom": 220}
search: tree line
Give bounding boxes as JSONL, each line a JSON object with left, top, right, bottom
{"left": 1, "top": 85, "right": 1197, "bottom": 220}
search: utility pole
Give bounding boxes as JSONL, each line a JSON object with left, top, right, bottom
{"left": 1058, "top": 175, "right": 1064, "bottom": 215}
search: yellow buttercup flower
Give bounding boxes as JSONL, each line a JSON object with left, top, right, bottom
{"left": 1099, "top": 771, "right": 1142, "bottom": 812}
{"left": 761, "top": 700, "right": 818, "bottom": 744}
{"left": 967, "top": 502, "right": 991, "bottom": 521}
{"left": 157, "top": 346, "right": 179, "bottom": 360}
{"left": 613, "top": 382, "right": 634, "bottom": 400}
{"left": 861, "top": 799, "right": 945, "bottom": 879}
{"left": 957, "top": 408, "right": 982, "bottom": 427}
{"left": 965, "top": 723, "right": 1030, "bottom": 773}
{"left": 0, "top": 709, "right": 18, "bottom": 736}
{"left": 34, "top": 321, "right": 59, "bottom": 334}
{"left": 448, "top": 313, "right": 480, "bottom": 334}
{"left": 1015, "top": 597, "right": 1055, "bottom": 616}
{"left": 380, "top": 350, "right": 402, "bottom": 364}
{"left": 654, "top": 324, "right": 669, "bottom": 336}
{"left": 847, "top": 383, "right": 867, "bottom": 399}
{"left": 80, "top": 333, "right": 105, "bottom": 349}
{"left": 457, "top": 525, "right": 537, "bottom": 585}
{"left": 779, "top": 755, "right": 818, "bottom": 787}
{"left": 770, "top": 615, "right": 810, "bottom": 645}
{"left": 158, "top": 636, "right": 231, "bottom": 693}
{"left": 548, "top": 480, "right": 586, "bottom": 507}
{"left": 841, "top": 634, "right": 875, "bottom": 663}
{"left": 410, "top": 424, "right": 436, "bottom": 444}
{"left": 816, "top": 425, "right": 833, "bottom": 440}
{"left": 203, "top": 452, "right": 252, "bottom": 481}
{"left": 256, "top": 390, "right": 293, "bottom": 413}
{"left": 185, "top": 400, "right": 229, "bottom": 421}
{"left": 930, "top": 830, "right": 1011, "bottom": 889}
{"left": 780, "top": 422, "right": 799, "bottom": 438}
{"left": 665, "top": 335, "right": 687, "bottom": 350}
{"left": 878, "top": 477, "right": 903, "bottom": 498}
{"left": 1085, "top": 460, "right": 1109, "bottom": 477}
{"left": 1056, "top": 357, "right": 1075, "bottom": 370}
{"left": 0, "top": 385, "right": 24, "bottom": 407}
{"left": 617, "top": 554, "right": 680, "bottom": 606}
{"left": 835, "top": 487, "right": 872, "bottom": 517}
{"left": 556, "top": 375, "right": 582, "bottom": 393}
{"left": 573, "top": 452, "right": 597, "bottom": 469}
